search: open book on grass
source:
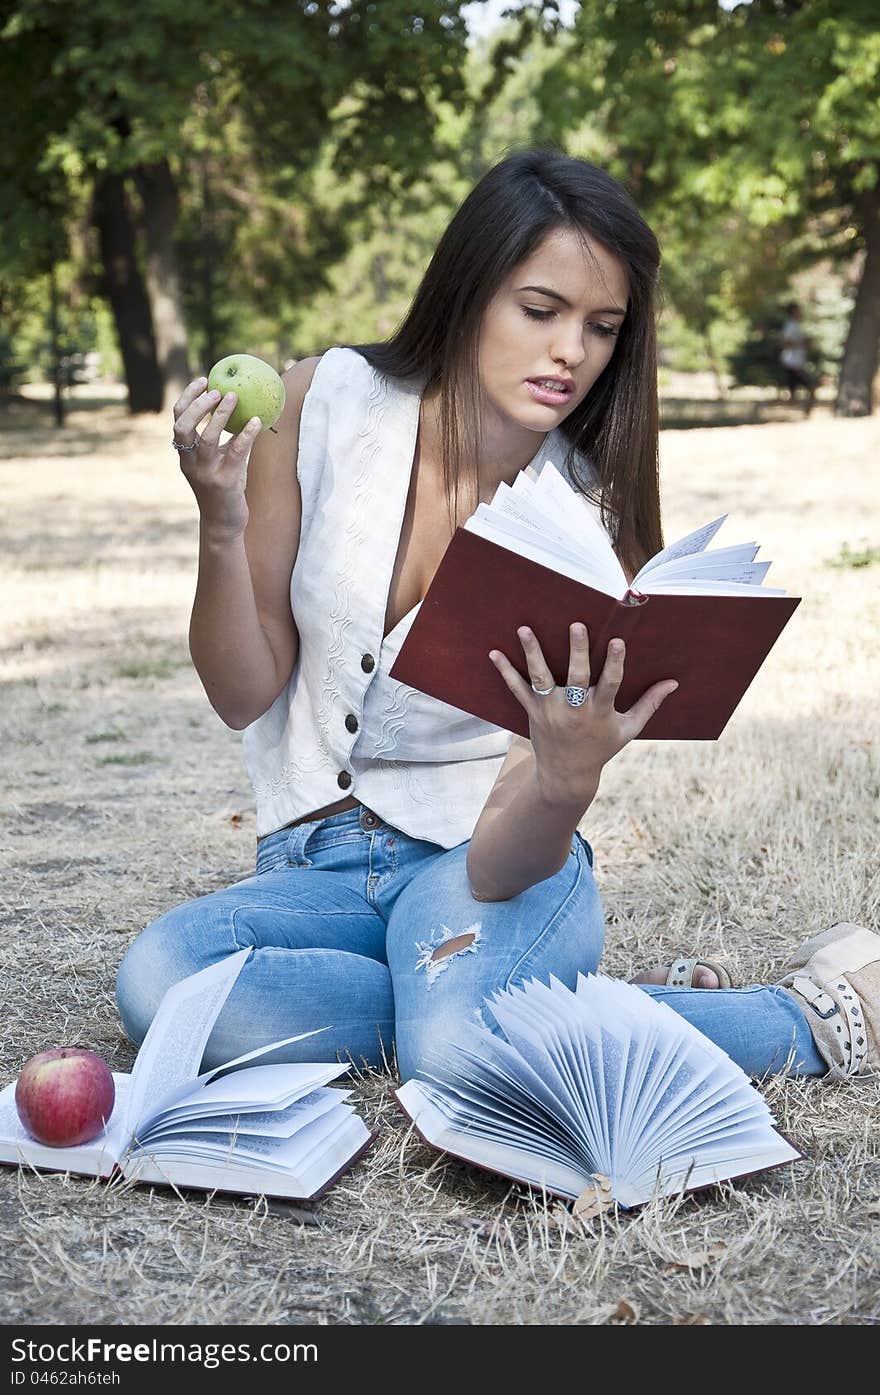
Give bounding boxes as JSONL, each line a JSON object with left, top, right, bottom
{"left": 0, "top": 950, "right": 376, "bottom": 1201}
{"left": 393, "top": 973, "right": 804, "bottom": 1210}
{"left": 389, "top": 459, "right": 801, "bottom": 739}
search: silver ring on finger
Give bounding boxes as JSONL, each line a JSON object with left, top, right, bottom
{"left": 564, "top": 685, "right": 589, "bottom": 707}
{"left": 172, "top": 434, "right": 199, "bottom": 453}
{"left": 530, "top": 678, "right": 556, "bottom": 696}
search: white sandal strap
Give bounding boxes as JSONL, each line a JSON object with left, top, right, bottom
{"left": 666, "top": 956, "right": 731, "bottom": 988}
{"left": 668, "top": 957, "right": 696, "bottom": 987}
{"left": 792, "top": 975, "right": 869, "bottom": 1076}
{"left": 790, "top": 976, "right": 836, "bottom": 1018}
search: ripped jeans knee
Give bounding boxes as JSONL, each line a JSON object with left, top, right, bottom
{"left": 414, "top": 923, "right": 483, "bottom": 987}
{"left": 386, "top": 837, "right": 604, "bottom": 1083}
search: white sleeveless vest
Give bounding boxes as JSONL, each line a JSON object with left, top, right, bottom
{"left": 242, "top": 347, "right": 595, "bottom": 847}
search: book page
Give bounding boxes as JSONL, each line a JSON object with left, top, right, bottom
{"left": 644, "top": 579, "right": 787, "bottom": 596}
{"left": 648, "top": 562, "right": 771, "bottom": 588}
{"left": 137, "top": 1101, "right": 356, "bottom": 1169}
{"left": 0, "top": 1074, "right": 131, "bottom": 1177}
{"left": 655, "top": 1095, "right": 775, "bottom": 1156}
{"left": 482, "top": 982, "right": 608, "bottom": 1165}
{"left": 472, "top": 503, "right": 591, "bottom": 571}
{"left": 622, "top": 1132, "right": 802, "bottom": 1208}
{"left": 644, "top": 542, "right": 758, "bottom": 577}
{"left": 575, "top": 975, "right": 697, "bottom": 1160}
{"left": 562, "top": 973, "right": 795, "bottom": 1202}
{"left": 138, "top": 1088, "right": 351, "bottom": 1144}
{"left": 136, "top": 1061, "right": 349, "bottom": 1138}
{"left": 124, "top": 948, "right": 252, "bottom": 1141}
{"left": 502, "top": 976, "right": 612, "bottom": 1162}
{"left": 488, "top": 482, "right": 590, "bottom": 555}
{"left": 409, "top": 1078, "right": 582, "bottom": 1172}
{"left": 482, "top": 988, "right": 599, "bottom": 1143}
{"left": 529, "top": 461, "right": 629, "bottom": 595}
{"left": 420, "top": 1020, "right": 595, "bottom": 1159}
{"left": 415, "top": 1046, "right": 594, "bottom": 1173}
{"left": 396, "top": 1080, "right": 591, "bottom": 1201}
{"left": 508, "top": 474, "right": 608, "bottom": 558}
{"left": 632, "top": 516, "right": 728, "bottom": 587}
{"left": 123, "top": 1113, "right": 374, "bottom": 1201}
{"left": 464, "top": 515, "right": 618, "bottom": 595}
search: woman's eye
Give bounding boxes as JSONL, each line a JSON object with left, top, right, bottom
{"left": 521, "top": 306, "right": 620, "bottom": 338}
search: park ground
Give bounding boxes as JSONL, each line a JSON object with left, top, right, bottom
{"left": 0, "top": 383, "right": 878, "bottom": 1325}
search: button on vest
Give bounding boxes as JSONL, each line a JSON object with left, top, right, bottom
{"left": 337, "top": 771, "right": 353, "bottom": 790}
{"left": 345, "top": 714, "right": 359, "bottom": 733}
{"left": 361, "top": 654, "right": 375, "bottom": 672}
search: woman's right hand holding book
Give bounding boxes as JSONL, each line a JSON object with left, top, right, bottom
{"left": 488, "top": 623, "right": 679, "bottom": 806}
{"left": 173, "top": 377, "right": 262, "bottom": 538}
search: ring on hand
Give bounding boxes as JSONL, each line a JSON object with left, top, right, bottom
{"left": 530, "top": 679, "right": 555, "bottom": 696}
{"left": 564, "top": 685, "right": 588, "bottom": 707}
{"left": 172, "top": 436, "right": 198, "bottom": 453}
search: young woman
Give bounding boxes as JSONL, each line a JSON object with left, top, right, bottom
{"left": 116, "top": 148, "right": 877, "bottom": 1087}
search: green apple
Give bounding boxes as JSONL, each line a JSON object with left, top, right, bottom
{"left": 207, "top": 353, "right": 286, "bottom": 435}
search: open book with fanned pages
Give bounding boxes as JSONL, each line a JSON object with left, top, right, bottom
{"left": 389, "top": 459, "right": 801, "bottom": 740}
{"left": 0, "top": 951, "right": 376, "bottom": 1201}
{"left": 393, "top": 974, "right": 805, "bottom": 1210}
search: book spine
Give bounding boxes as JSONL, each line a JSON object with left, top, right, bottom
{"left": 587, "top": 595, "right": 651, "bottom": 682}
{"left": 622, "top": 588, "right": 649, "bottom": 607}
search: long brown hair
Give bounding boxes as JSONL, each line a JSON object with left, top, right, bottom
{"left": 342, "top": 144, "right": 663, "bottom": 577}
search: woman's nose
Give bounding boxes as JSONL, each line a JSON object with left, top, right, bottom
{"left": 550, "top": 324, "right": 585, "bottom": 368}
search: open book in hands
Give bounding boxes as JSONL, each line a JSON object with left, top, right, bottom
{"left": 388, "top": 460, "right": 801, "bottom": 739}
{"left": 0, "top": 950, "right": 376, "bottom": 1201}
{"left": 393, "top": 973, "right": 804, "bottom": 1210}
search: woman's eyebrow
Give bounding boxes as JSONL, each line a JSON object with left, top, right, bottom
{"left": 516, "top": 284, "right": 626, "bottom": 315}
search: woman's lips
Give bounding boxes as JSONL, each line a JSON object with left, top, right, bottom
{"left": 525, "top": 380, "right": 574, "bottom": 405}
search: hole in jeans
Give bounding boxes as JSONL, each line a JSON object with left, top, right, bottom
{"left": 415, "top": 923, "right": 482, "bottom": 988}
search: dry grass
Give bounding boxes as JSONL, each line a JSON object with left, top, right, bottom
{"left": 1, "top": 389, "right": 878, "bottom": 1326}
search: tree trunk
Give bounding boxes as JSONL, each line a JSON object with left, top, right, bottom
{"left": 90, "top": 172, "right": 163, "bottom": 413}
{"left": 836, "top": 186, "right": 880, "bottom": 418}
{"left": 48, "top": 260, "right": 65, "bottom": 429}
{"left": 201, "top": 156, "right": 219, "bottom": 373}
{"left": 702, "top": 325, "right": 727, "bottom": 400}
{"left": 131, "top": 159, "right": 191, "bottom": 413}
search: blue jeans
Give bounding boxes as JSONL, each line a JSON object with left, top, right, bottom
{"left": 115, "top": 805, "right": 825, "bottom": 1083}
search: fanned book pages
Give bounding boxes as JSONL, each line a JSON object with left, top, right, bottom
{"left": 0, "top": 950, "right": 376, "bottom": 1201}
{"left": 393, "top": 974, "right": 804, "bottom": 1209}
{"left": 388, "top": 460, "right": 801, "bottom": 739}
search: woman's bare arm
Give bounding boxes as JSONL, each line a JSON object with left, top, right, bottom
{"left": 466, "top": 736, "right": 594, "bottom": 901}
{"left": 187, "top": 356, "right": 320, "bottom": 729}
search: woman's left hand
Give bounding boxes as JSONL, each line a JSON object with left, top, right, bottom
{"left": 488, "top": 623, "right": 678, "bottom": 807}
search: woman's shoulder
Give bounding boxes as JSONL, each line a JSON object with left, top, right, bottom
{"left": 300, "top": 346, "right": 386, "bottom": 404}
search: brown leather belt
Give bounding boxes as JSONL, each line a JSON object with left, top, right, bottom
{"left": 285, "top": 795, "right": 362, "bottom": 829}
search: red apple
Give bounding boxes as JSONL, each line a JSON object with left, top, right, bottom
{"left": 14, "top": 1048, "right": 115, "bottom": 1147}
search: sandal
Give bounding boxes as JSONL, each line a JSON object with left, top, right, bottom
{"left": 629, "top": 957, "right": 735, "bottom": 988}
{"left": 776, "top": 922, "right": 879, "bottom": 1080}
{"left": 665, "top": 956, "right": 734, "bottom": 989}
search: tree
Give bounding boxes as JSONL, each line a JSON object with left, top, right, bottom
{"left": 529, "top": 0, "right": 880, "bottom": 414}
{"left": 0, "top": 1, "right": 471, "bottom": 412}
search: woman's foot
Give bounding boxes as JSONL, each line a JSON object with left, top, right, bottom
{"left": 631, "top": 963, "right": 723, "bottom": 989}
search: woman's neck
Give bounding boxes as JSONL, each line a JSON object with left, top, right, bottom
{"left": 420, "top": 388, "right": 550, "bottom": 495}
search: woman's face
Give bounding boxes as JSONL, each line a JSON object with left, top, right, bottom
{"left": 476, "top": 227, "right": 630, "bottom": 437}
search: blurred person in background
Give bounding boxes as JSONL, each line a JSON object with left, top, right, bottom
{"left": 779, "top": 302, "right": 816, "bottom": 414}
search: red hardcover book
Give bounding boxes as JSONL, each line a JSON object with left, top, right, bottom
{"left": 389, "top": 527, "right": 801, "bottom": 740}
